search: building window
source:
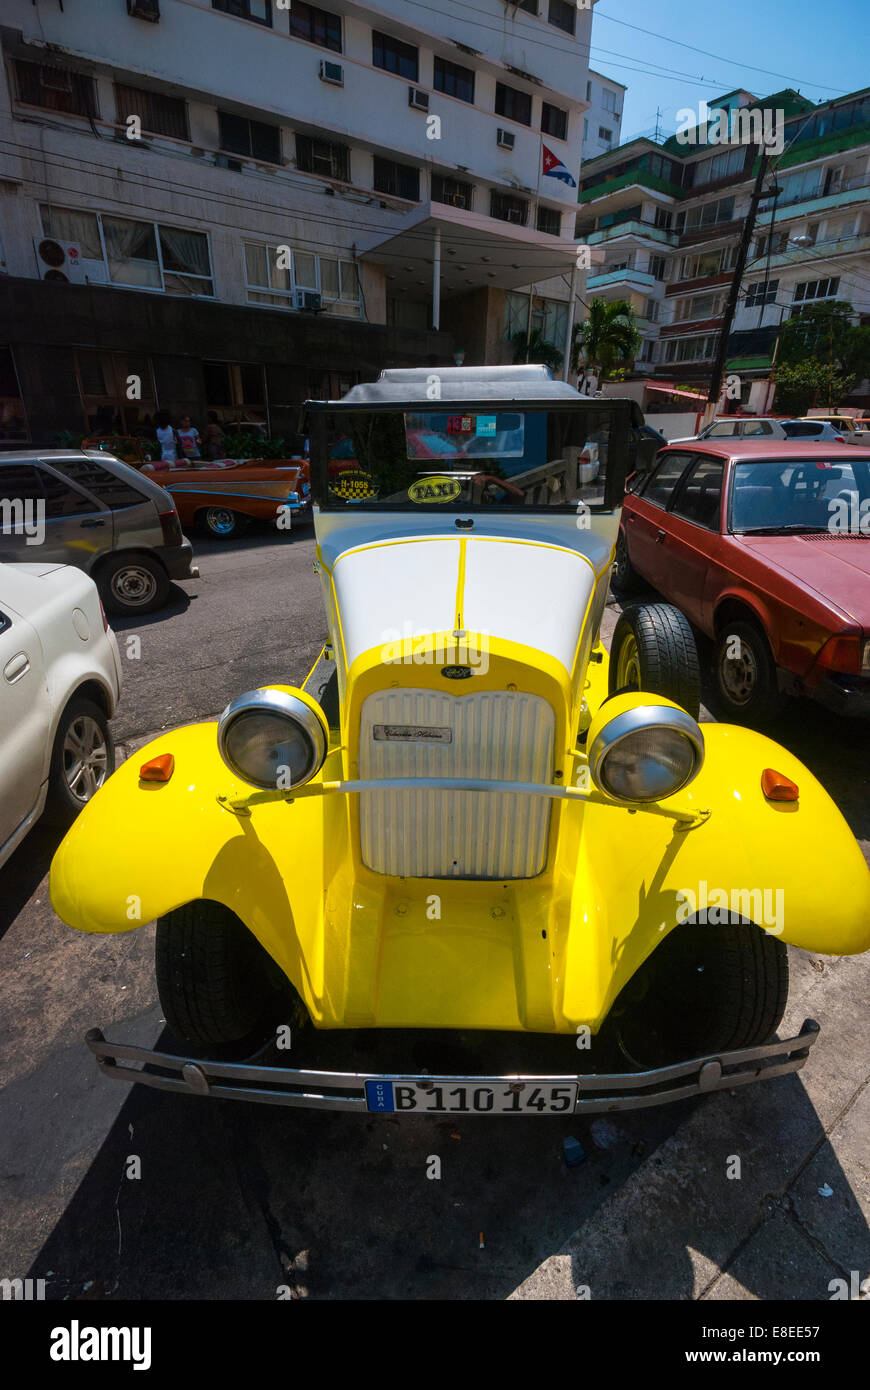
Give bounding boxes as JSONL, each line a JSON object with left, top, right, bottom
{"left": 373, "top": 157, "right": 420, "bottom": 201}
{"left": 289, "top": 1, "right": 341, "bottom": 52}
{"left": 434, "top": 56, "right": 475, "bottom": 104}
{"left": 114, "top": 83, "right": 188, "bottom": 140}
{"left": 243, "top": 242, "right": 361, "bottom": 317}
{"left": 548, "top": 0, "right": 576, "bottom": 35}
{"left": 505, "top": 291, "right": 567, "bottom": 347}
{"left": 295, "top": 134, "right": 349, "bottom": 181}
{"left": 212, "top": 0, "right": 271, "bottom": 26}
{"left": 583, "top": 118, "right": 588, "bottom": 139}
{"left": 432, "top": 175, "right": 473, "bottom": 210}
{"left": 536, "top": 206, "right": 561, "bottom": 236}
{"left": 74, "top": 349, "right": 158, "bottom": 435}
{"left": 676, "top": 196, "right": 735, "bottom": 231}
{"left": 203, "top": 361, "right": 268, "bottom": 430}
{"left": 218, "top": 111, "right": 281, "bottom": 164}
{"left": 745, "top": 280, "right": 779, "bottom": 309}
{"left": 490, "top": 191, "right": 529, "bottom": 226}
{"left": 793, "top": 276, "right": 840, "bottom": 303}
{"left": 13, "top": 59, "right": 97, "bottom": 117}
{"left": 41, "top": 205, "right": 214, "bottom": 297}
{"left": 649, "top": 255, "right": 670, "bottom": 280}
{"left": 663, "top": 333, "right": 719, "bottom": 364}
{"left": 518, "top": 0, "right": 538, "bottom": 11}
{"left": 678, "top": 245, "right": 736, "bottom": 280}
{"left": 372, "top": 31, "right": 419, "bottom": 82}
{"left": 495, "top": 82, "right": 532, "bottom": 127}
{"left": 541, "top": 101, "right": 568, "bottom": 140}
{"left": 602, "top": 89, "right": 618, "bottom": 114}
{"left": 673, "top": 291, "right": 726, "bottom": 321}
{"left": 598, "top": 126, "right": 612, "bottom": 143}
{"left": 691, "top": 146, "right": 745, "bottom": 186}
{"left": 654, "top": 208, "right": 672, "bottom": 230}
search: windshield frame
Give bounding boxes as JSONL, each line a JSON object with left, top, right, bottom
{"left": 305, "top": 397, "right": 633, "bottom": 514}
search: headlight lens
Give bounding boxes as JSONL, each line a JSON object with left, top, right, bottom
{"left": 218, "top": 689, "right": 327, "bottom": 790}
{"left": 589, "top": 704, "right": 704, "bottom": 803}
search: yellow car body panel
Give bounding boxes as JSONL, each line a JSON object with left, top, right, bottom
{"left": 50, "top": 687, "right": 870, "bottom": 1034}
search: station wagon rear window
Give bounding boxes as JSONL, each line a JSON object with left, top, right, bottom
{"left": 309, "top": 404, "right": 626, "bottom": 512}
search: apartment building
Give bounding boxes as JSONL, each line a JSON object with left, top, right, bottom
{"left": 576, "top": 85, "right": 870, "bottom": 411}
{"left": 0, "top": 0, "right": 594, "bottom": 444}
{"left": 581, "top": 70, "right": 625, "bottom": 162}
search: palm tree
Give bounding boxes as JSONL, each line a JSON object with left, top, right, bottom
{"left": 572, "top": 299, "right": 640, "bottom": 379}
{"left": 510, "top": 327, "right": 563, "bottom": 375}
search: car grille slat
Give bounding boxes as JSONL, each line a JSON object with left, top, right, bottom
{"left": 358, "top": 689, "right": 554, "bottom": 878}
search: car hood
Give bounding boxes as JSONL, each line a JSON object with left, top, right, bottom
{"left": 736, "top": 533, "right": 870, "bottom": 627}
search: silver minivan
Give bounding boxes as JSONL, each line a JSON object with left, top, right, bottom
{"left": 0, "top": 451, "right": 198, "bottom": 615}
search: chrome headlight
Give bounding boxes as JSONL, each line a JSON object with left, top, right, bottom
{"left": 589, "top": 703, "right": 704, "bottom": 803}
{"left": 218, "top": 688, "right": 327, "bottom": 790}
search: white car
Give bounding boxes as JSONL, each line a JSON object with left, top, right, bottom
{"left": 669, "top": 417, "right": 789, "bottom": 444}
{"left": 0, "top": 562, "right": 121, "bottom": 869}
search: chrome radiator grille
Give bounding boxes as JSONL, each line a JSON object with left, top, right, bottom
{"left": 358, "top": 688, "right": 555, "bottom": 879}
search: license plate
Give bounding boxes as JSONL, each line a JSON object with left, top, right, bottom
{"left": 365, "top": 1080, "right": 577, "bottom": 1114}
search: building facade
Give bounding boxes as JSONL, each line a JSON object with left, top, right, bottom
{"left": 0, "top": 0, "right": 596, "bottom": 445}
{"left": 581, "top": 69, "right": 625, "bottom": 163}
{"left": 576, "top": 85, "right": 870, "bottom": 412}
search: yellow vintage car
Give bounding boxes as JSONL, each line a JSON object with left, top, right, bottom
{"left": 50, "top": 366, "right": 870, "bottom": 1116}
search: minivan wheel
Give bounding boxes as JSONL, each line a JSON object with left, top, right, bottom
{"left": 99, "top": 553, "right": 170, "bottom": 615}
{"left": 609, "top": 603, "right": 701, "bottom": 719}
{"left": 202, "top": 506, "right": 249, "bottom": 539}
{"left": 43, "top": 696, "right": 114, "bottom": 826}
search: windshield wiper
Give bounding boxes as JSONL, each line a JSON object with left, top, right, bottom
{"left": 734, "top": 524, "right": 832, "bottom": 535}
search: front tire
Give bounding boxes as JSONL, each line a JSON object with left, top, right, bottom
{"left": 609, "top": 602, "right": 701, "bottom": 719}
{"left": 613, "top": 918, "right": 789, "bottom": 1068}
{"left": 714, "top": 619, "right": 786, "bottom": 723}
{"left": 43, "top": 696, "right": 114, "bottom": 826}
{"left": 156, "top": 900, "right": 297, "bottom": 1051}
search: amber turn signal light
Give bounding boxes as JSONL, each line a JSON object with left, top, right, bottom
{"left": 761, "top": 767, "right": 798, "bottom": 802}
{"left": 139, "top": 753, "right": 175, "bottom": 782}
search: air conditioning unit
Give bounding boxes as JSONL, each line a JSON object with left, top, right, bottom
{"left": 319, "top": 60, "right": 344, "bottom": 87}
{"left": 294, "top": 289, "right": 323, "bottom": 312}
{"left": 408, "top": 87, "right": 429, "bottom": 113}
{"left": 497, "top": 129, "right": 515, "bottom": 150}
{"left": 449, "top": 194, "right": 468, "bottom": 209}
{"left": 32, "top": 237, "right": 107, "bottom": 285}
{"left": 127, "top": 0, "right": 160, "bottom": 19}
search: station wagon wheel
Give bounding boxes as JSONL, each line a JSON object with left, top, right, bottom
{"left": 43, "top": 696, "right": 115, "bottom": 827}
{"left": 609, "top": 603, "right": 701, "bottom": 719}
{"left": 611, "top": 529, "right": 644, "bottom": 595}
{"left": 98, "top": 553, "right": 170, "bottom": 616}
{"left": 714, "top": 619, "right": 786, "bottom": 724}
{"left": 201, "top": 506, "right": 250, "bottom": 539}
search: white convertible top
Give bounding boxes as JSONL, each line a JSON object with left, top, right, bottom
{"left": 336, "top": 364, "right": 588, "bottom": 404}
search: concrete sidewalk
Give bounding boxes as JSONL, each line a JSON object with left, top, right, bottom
{"left": 510, "top": 947, "right": 870, "bottom": 1300}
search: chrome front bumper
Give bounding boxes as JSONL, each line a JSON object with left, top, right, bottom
{"left": 84, "top": 1020, "right": 819, "bottom": 1114}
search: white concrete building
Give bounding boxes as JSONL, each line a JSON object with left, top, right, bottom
{"left": 581, "top": 69, "right": 625, "bottom": 162}
{"left": 0, "top": 0, "right": 596, "bottom": 443}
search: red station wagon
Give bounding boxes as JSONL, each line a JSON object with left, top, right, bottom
{"left": 614, "top": 440, "right": 870, "bottom": 720}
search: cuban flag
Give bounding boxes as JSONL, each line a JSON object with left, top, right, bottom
{"left": 542, "top": 143, "right": 577, "bottom": 188}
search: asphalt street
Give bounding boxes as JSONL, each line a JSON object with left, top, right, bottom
{"left": 1, "top": 524, "right": 868, "bottom": 1301}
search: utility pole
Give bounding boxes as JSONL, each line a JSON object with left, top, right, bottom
{"left": 706, "top": 147, "right": 770, "bottom": 415}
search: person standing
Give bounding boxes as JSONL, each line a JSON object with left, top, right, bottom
{"left": 203, "top": 411, "right": 225, "bottom": 460}
{"left": 155, "top": 409, "right": 178, "bottom": 465}
{"left": 176, "top": 414, "right": 202, "bottom": 462}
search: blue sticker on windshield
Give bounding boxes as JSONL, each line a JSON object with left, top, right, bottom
{"left": 476, "top": 416, "right": 497, "bottom": 437}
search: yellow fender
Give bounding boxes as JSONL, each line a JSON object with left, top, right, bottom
{"left": 50, "top": 716, "right": 870, "bottom": 1034}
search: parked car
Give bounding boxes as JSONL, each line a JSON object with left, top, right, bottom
{"left": 781, "top": 419, "right": 848, "bottom": 442}
{"left": 0, "top": 561, "right": 121, "bottom": 869}
{"left": 800, "top": 414, "right": 870, "bottom": 444}
{"left": 83, "top": 436, "right": 311, "bottom": 539}
{"left": 669, "top": 417, "right": 788, "bottom": 444}
{"left": 52, "top": 366, "right": 870, "bottom": 1119}
{"left": 0, "top": 451, "right": 198, "bottom": 615}
{"left": 613, "top": 440, "right": 870, "bottom": 720}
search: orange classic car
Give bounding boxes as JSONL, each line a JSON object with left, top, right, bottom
{"left": 81, "top": 436, "right": 311, "bottom": 539}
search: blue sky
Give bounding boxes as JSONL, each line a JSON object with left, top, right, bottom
{"left": 590, "top": 0, "right": 868, "bottom": 144}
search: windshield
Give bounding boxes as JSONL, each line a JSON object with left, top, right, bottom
{"left": 309, "top": 404, "right": 627, "bottom": 512}
{"left": 730, "top": 458, "right": 870, "bottom": 534}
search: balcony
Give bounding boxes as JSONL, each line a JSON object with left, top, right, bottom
{"left": 587, "top": 267, "right": 657, "bottom": 291}
{"left": 587, "top": 220, "right": 678, "bottom": 248}
{"left": 758, "top": 179, "right": 870, "bottom": 228}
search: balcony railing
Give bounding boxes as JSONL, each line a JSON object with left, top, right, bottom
{"left": 587, "top": 219, "right": 678, "bottom": 247}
